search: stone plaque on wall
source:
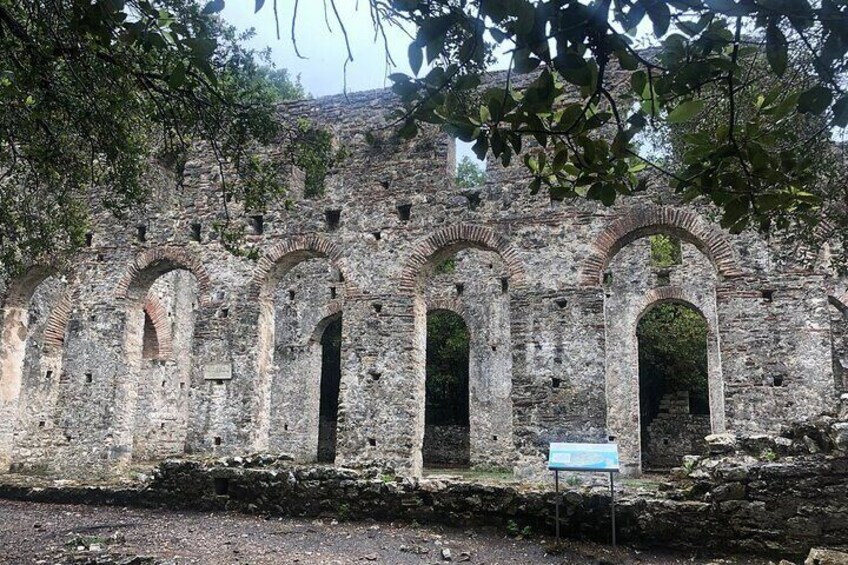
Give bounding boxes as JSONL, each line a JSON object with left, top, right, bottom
{"left": 203, "top": 363, "right": 232, "bottom": 381}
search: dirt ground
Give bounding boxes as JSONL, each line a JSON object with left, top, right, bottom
{"left": 0, "top": 500, "right": 776, "bottom": 565}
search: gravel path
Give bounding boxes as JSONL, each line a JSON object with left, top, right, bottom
{"left": 0, "top": 500, "right": 773, "bottom": 564}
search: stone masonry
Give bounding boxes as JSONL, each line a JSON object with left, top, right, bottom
{"left": 0, "top": 85, "right": 846, "bottom": 480}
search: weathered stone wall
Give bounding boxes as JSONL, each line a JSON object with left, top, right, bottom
{"left": 422, "top": 424, "right": 470, "bottom": 467}
{"left": 644, "top": 392, "right": 712, "bottom": 469}
{"left": 0, "top": 85, "right": 843, "bottom": 479}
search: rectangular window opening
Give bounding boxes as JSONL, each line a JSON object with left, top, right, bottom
{"left": 762, "top": 289, "right": 775, "bottom": 302}
{"left": 325, "top": 209, "right": 341, "bottom": 230}
{"left": 85, "top": 233, "right": 93, "bottom": 247}
{"left": 649, "top": 234, "right": 682, "bottom": 268}
{"left": 85, "top": 373, "right": 93, "bottom": 383}
{"left": 397, "top": 204, "right": 412, "bottom": 222}
{"left": 191, "top": 223, "right": 202, "bottom": 242}
{"left": 136, "top": 225, "right": 147, "bottom": 243}
{"left": 249, "top": 215, "right": 264, "bottom": 235}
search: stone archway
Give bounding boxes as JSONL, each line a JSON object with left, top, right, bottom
{"left": 252, "top": 235, "right": 352, "bottom": 455}
{"left": 580, "top": 205, "right": 744, "bottom": 286}
{"left": 402, "top": 224, "right": 524, "bottom": 474}
{"left": 112, "top": 246, "right": 211, "bottom": 464}
{"left": 0, "top": 265, "right": 71, "bottom": 472}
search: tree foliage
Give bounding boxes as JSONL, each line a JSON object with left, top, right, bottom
{"left": 291, "top": 0, "right": 848, "bottom": 239}
{"left": 637, "top": 303, "right": 709, "bottom": 418}
{"left": 426, "top": 309, "right": 470, "bottom": 426}
{"left": 0, "top": 0, "right": 297, "bottom": 274}
{"left": 455, "top": 155, "right": 487, "bottom": 188}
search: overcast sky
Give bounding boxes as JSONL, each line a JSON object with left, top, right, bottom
{"left": 221, "top": 2, "right": 417, "bottom": 97}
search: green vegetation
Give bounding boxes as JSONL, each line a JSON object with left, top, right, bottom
{"left": 637, "top": 303, "right": 710, "bottom": 420}
{"left": 455, "top": 156, "right": 486, "bottom": 188}
{"left": 426, "top": 310, "right": 469, "bottom": 426}
{"left": 649, "top": 235, "right": 682, "bottom": 268}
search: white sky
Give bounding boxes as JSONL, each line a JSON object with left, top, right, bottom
{"left": 221, "top": 1, "right": 416, "bottom": 97}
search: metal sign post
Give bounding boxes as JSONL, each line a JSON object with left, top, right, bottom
{"left": 548, "top": 442, "right": 620, "bottom": 547}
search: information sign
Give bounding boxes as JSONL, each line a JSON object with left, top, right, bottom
{"left": 548, "top": 442, "right": 620, "bottom": 472}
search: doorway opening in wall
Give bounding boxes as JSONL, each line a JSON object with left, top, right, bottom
{"left": 637, "top": 303, "right": 710, "bottom": 471}
{"left": 424, "top": 310, "right": 470, "bottom": 468}
{"left": 317, "top": 316, "right": 342, "bottom": 463}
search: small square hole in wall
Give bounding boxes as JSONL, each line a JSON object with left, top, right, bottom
{"left": 455, "top": 283, "right": 465, "bottom": 295}
{"left": 249, "top": 215, "right": 264, "bottom": 235}
{"left": 373, "top": 303, "right": 383, "bottom": 314}
{"left": 179, "top": 382, "right": 185, "bottom": 390}
{"left": 662, "top": 438, "right": 670, "bottom": 446}
{"left": 85, "top": 373, "right": 93, "bottom": 383}
{"left": 492, "top": 435, "right": 498, "bottom": 441}
{"left": 554, "top": 297, "right": 568, "bottom": 309}
{"left": 160, "top": 422, "right": 165, "bottom": 429}
{"left": 289, "top": 290, "right": 296, "bottom": 301}
{"left": 215, "top": 379, "right": 224, "bottom": 386}
{"left": 501, "top": 278, "right": 509, "bottom": 294}
{"left": 220, "top": 307, "right": 229, "bottom": 318}
{"left": 284, "top": 424, "right": 288, "bottom": 431}
{"left": 772, "top": 375, "right": 785, "bottom": 387}
{"left": 214, "top": 436, "right": 222, "bottom": 446}
{"left": 39, "top": 421, "right": 45, "bottom": 428}
{"left": 762, "top": 289, "right": 775, "bottom": 302}
{"left": 85, "top": 233, "right": 93, "bottom": 247}
{"left": 213, "top": 477, "right": 229, "bottom": 496}
{"left": 368, "top": 438, "right": 377, "bottom": 447}
{"left": 191, "top": 223, "right": 202, "bottom": 242}
{"left": 136, "top": 225, "right": 147, "bottom": 242}
{"left": 325, "top": 209, "right": 341, "bottom": 230}
{"left": 161, "top": 380, "right": 166, "bottom": 388}
{"left": 397, "top": 203, "right": 412, "bottom": 222}
{"left": 372, "top": 231, "right": 382, "bottom": 241}
{"left": 45, "top": 370, "right": 53, "bottom": 380}
{"left": 551, "top": 377, "right": 562, "bottom": 389}
{"left": 491, "top": 345, "right": 497, "bottom": 352}
{"left": 603, "top": 271, "right": 613, "bottom": 286}
{"left": 330, "top": 287, "right": 337, "bottom": 299}
{"left": 369, "top": 371, "right": 381, "bottom": 382}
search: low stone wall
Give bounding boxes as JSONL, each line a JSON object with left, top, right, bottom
{"left": 2, "top": 421, "right": 846, "bottom": 559}
{"left": 422, "top": 424, "right": 469, "bottom": 467}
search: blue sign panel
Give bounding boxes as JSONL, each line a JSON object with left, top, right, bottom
{"left": 548, "top": 442, "right": 620, "bottom": 472}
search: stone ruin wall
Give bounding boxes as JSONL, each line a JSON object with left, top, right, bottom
{"left": 0, "top": 86, "right": 846, "bottom": 480}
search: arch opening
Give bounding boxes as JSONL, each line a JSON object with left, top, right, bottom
{"left": 637, "top": 302, "right": 711, "bottom": 470}
{"left": 266, "top": 256, "right": 345, "bottom": 462}
{"left": 318, "top": 315, "right": 342, "bottom": 463}
{"left": 424, "top": 309, "right": 470, "bottom": 469}
{"left": 412, "top": 243, "right": 514, "bottom": 474}
{"left": 0, "top": 269, "right": 67, "bottom": 472}
{"left": 128, "top": 269, "right": 199, "bottom": 462}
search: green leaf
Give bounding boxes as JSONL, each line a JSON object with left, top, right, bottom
{"left": 667, "top": 100, "right": 705, "bottom": 123}
{"left": 408, "top": 43, "right": 423, "bottom": 76}
{"left": 765, "top": 21, "right": 788, "bottom": 77}
{"left": 201, "top": 0, "right": 224, "bottom": 15}
{"left": 254, "top": 0, "right": 265, "bottom": 12}
{"left": 644, "top": 0, "right": 671, "bottom": 36}
{"left": 168, "top": 61, "right": 186, "bottom": 89}
{"left": 797, "top": 85, "right": 832, "bottom": 115}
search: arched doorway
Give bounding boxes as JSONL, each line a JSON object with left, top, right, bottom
{"left": 318, "top": 315, "right": 342, "bottom": 463}
{"left": 637, "top": 302, "right": 711, "bottom": 470}
{"left": 266, "top": 255, "right": 345, "bottom": 462}
{"left": 0, "top": 268, "right": 68, "bottom": 471}
{"left": 423, "top": 309, "right": 470, "bottom": 468}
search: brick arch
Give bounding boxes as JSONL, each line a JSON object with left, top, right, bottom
{"left": 142, "top": 293, "right": 174, "bottom": 359}
{"left": 42, "top": 287, "right": 74, "bottom": 353}
{"left": 307, "top": 301, "right": 344, "bottom": 345}
{"left": 2, "top": 265, "right": 59, "bottom": 309}
{"left": 115, "top": 246, "right": 212, "bottom": 305}
{"left": 580, "top": 206, "right": 744, "bottom": 286}
{"left": 399, "top": 224, "right": 526, "bottom": 293}
{"left": 426, "top": 298, "right": 468, "bottom": 321}
{"left": 252, "top": 235, "right": 355, "bottom": 300}
{"left": 635, "top": 285, "right": 713, "bottom": 333}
